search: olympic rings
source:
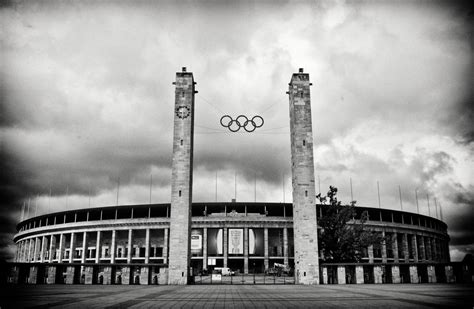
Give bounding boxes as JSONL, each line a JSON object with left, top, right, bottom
{"left": 220, "top": 115, "right": 264, "bottom": 132}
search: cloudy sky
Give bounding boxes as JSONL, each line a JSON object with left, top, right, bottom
{"left": 1, "top": 0, "right": 472, "bottom": 261}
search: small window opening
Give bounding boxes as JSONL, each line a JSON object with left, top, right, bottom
{"left": 300, "top": 92, "right": 304, "bottom": 98}
{"left": 305, "top": 190, "right": 308, "bottom": 197}
{"left": 180, "top": 139, "right": 183, "bottom": 146}
{"left": 304, "top": 272, "right": 306, "bottom": 276}
{"left": 179, "top": 190, "right": 182, "bottom": 197}
{"left": 182, "top": 272, "right": 184, "bottom": 277}
{"left": 181, "top": 91, "right": 185, "bottom": 97}
{"left": 303, "top": 140, "right": 306, "bottom": 146}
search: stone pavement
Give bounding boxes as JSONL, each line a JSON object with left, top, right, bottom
{"left": 1, "top": 284, "right": 473, "bottom": 308}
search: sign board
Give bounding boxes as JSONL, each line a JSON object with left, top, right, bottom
{"left": 211, "top": 274, "right": 222, "bottom": 282}
{"left": 191, "top": 234, "right": 202, "bottom": 250}
{"left": 228, "top": 229, "right": 243, "bottom": 254}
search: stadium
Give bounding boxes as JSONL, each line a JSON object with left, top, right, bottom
{"left": 5, "top": 68, "right": 467, "bottom": 285}
{"left": 11, "top": 201, "right": 451, "bottom": 285}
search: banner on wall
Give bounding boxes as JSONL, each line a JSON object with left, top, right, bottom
{"left": 191, "top": 234, "right": 202, "bottom": 250}
{"left": 228, "top": 229, "right": 243, "bottom": 254}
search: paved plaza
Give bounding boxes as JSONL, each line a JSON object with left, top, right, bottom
{"left": 1, "top": 284, "right": 473, "bottom": 308}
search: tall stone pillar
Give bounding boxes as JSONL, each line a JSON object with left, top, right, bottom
{"left": 411, "top": 235, "right": 418, "bottom": 262}
{"left": 418, "top": 235, "right": 425, "bottom": 261}
{"left": 111, "top": 230, "right": 116, "bottom": 264}
{"left": 163, "top": 228, "right": 168, "bottom": 264}
{"left": 95, "top": 231, "right": 101, "bottom": 263}
{"left": 33, "top": 237, "right": 40, "bottom": 262}
{"left": 48, "top": 236, "right": 54, "bottom": 262}
{"left": 283, "top": 227, "right": 289, "bottom": 266}
{"left": 392, "top": 233, "right": 399, "bottom": 262}
{"left": 264, "top": 228, "right": 269, "bottom": 270}
{"left": 41, "top": 236, "right": 46, "bottom": 262}
{"left": 69, "top": 232, "right": 75, "bottom": 263}
{"left": 28, "top": 238, "right": 33, "bottom": 262}
{"left": 203, "top": 228, "right": 208, "bottom": 270}
{"left": 58, "top": 234, "right": 64, "bottom": 263}
{"left": 168, "top": 67, "right": 196, "bottom": 285}
{"left": 81, "top": 232, "right": 87, "bottom": 263}
{"left": 145, "top": 229, "right": 150, "bottom": 264}
{"left": 288, "top": 68, "right": 319, "bottom": 284}
{"left": 223, "top": 228, "right": 228, "bottom": 268}
{"left": 402, "top": 233, "right": 409, "bottom": 262}
{"left": 425, "top": 237, "right": 432, "bottom": 260}
{"left": 244, "top": 227, "right": 249, "bottom": 274}
{"left": 127, "top": 229, "right": 133, "bottom": 263}
{"left": 368, "top": 245, "right": 374, "bottom": 263}
{"left": 381, "top": 231, "right": 387, "bottom": 263}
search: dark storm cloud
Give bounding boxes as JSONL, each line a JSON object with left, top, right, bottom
{"left": 1, "top": 0, "right": 473, "bottom": 261}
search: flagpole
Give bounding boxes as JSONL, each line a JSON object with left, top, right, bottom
{"left": 350, "top": 178, "right": 353, "bottom": 202}
{"left": 415, "top": 188, "right": 419, "bottom": 214}
{"left": 426, "top": 194, "right": 431, "bottom": 216}
{"left": 282, "top": 173, "right": 285, "bottom": 203}
{"left": 149, "top": 174, "right": 152, "bottom": 204}
{"left": 398, "top": 185, "right": 403, "bottom": 210}
{"left": 27, "top": 198, "right": 31, "bottom": 219}
{"left": 116, "top": 177, "right": 120, "bottom": 206}
{"left": 34, "top": 195, "right": 38, "bottom": 217}
{"left": 377, "top": 181, "right": 381, "bottom": 208}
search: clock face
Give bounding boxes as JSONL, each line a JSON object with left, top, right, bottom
{"left": 176, "top": 105, "right": 190, "bottom": 119}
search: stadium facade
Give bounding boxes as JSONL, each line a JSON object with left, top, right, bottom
{"left": 5, "top": 69, "right": 464, "bottom": 285}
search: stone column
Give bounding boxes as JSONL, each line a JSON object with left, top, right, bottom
{"left": 33, "top": 237, "right": 40, "bottom": 262}
{"left": 264, "top": 228, "right": 269, "bottom": 270}
{"left": 203, "top": 228, "right": 208, "bottom": 270}
{"left": 374, "top": 266, "right": 383, "bottom": 284}
{"left": 27, "top": 238, "right": 33, "bottom": 262}
{"left": 163, "top": 228, "right": 168, "bottom": 264}
{"left": 58, "top": 234, "right": 64, "bottom": 263}
{"left": 81, "top": 232, "right": 87, "bottom": 263}
{"left": 95, "top": 231, "right": 101, "bottom": 263}
{"left": 69, "top": 232, "right": 75, "bottom": 263}
{"left": 41, "top": 236, "right": 46, "bottom": 263}
{"left": 427, "top": 265, "right": 437, "bottom": 283}
{"left": 355, "top": 266, "right": 364, "bottom": 284}
{"left": 411, "top": 235, "right": 418, "bottom": 262}
{"left": 111, "top": 230, "right": 116, "bottom": 264}
{"left": 409, "top": 265, "right": 419, "bottom": 283}
{"left": 418, "top": 235, "right": 425, "bottom": 261}
{"left": 425, "top": 237, "right": 432, "bottom": 260}
{"left": 14, "top": 242, "right": 19, "bottom": 262}
{"left": 244, "top": 227, "right": 249, "bottom": 274}
{"left": 288, "top": 69, "right": 320, "bottom": 285}
{"left": 391, "top": 265, "right": 401, "bottom": 284}
{"left": 48, "top": 235, "right": 54, "bottom": 262}
{"left": 167, "top": 68, "right": 196, "bottom": 285}
{"left": 321, "top": 266, "right": 328, "bottom": 284}
{"left": 223, "top": 228, "right": 228, "bottom": 268}
{"left": 145, "top": 228, "right": 150, "bottom": 264}
{"left": 391, "top": 233, "right": 399, "bottom": 262}
{"left": 127, "top": 229, "right": 132, "bottom": 263}
{"left": 368, "top": 245, "right": 374, "bottom": 263}
{"left": 337, "top": 266, "right": 346, "bottom": 284}
{"left": 283, "top": 227, "right": 289, "bottom": 266}
{"left": 381, "top": 231, "right": 387, "bottom": 263}
{"left": 402, "top": 233, "right": 409, "bottom": 262}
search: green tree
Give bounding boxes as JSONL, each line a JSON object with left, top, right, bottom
{"left": 317, "top": 186, "right": 384, "bottom": 263}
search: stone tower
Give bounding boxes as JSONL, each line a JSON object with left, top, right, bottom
{"left": 168, "top": 67, "right": 196, "bottom": 284}
{"left": 288, "top": 68, "right": 319, "bottom": 284}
